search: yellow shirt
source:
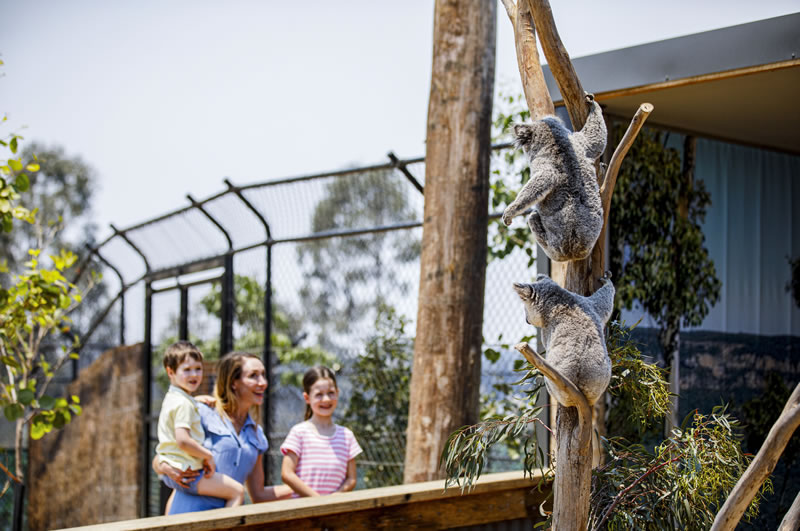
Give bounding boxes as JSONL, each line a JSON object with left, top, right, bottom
{"left": 156, "top": 385, "right": 205, "bottom": 471}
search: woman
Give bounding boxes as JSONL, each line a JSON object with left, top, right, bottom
{"left": 154, "top": 351, "right": 293, "bottom": 513}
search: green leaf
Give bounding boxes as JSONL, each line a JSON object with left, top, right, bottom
{"left": 39, "top": 395, "right": 56, "bottom": 410}
{"left": 14, "top": 172, "right": 29, "bottom": 192}
{"left": 9, "top": 137, "right": 18, "bottom": 154}
{"left": 3, "top": 403, "right": 23, "bottom": 422}
{"left": 25, "top": 162, "right": 40, "bottom": 172}
{"left": 17, "top": 389, "right": 35, "bottom": 405}
{"left": 8, "top": 159, "right": 22, "bottom": 172}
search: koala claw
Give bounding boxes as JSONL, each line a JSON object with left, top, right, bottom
{"left": 601, "top": 270, "right": 612, "bottom": 281}
{"left": 502, "top": 212, "right": 513, "bottom": 226}
{"left": 585, "top": 92, "right": 595, "bottom": 103}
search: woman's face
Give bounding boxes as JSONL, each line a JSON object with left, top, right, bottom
{"left": 232, "top": 357, "right": 267, "bottom": 409}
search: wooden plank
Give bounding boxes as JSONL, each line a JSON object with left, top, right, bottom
{"left": 58, "top": 471, "right": 549, "bottom": 531}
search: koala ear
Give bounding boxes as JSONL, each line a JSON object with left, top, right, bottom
{"left": 512, "top": 123, "right": 533, "bottom": 149}
{"left": 536, "top": 273, "right": 550, "bottom": 282}
{"left": 513, "top": 282, "right": 533, "bottom": 300}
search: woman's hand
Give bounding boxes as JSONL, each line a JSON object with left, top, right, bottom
{"left": 159, "top": 460, "right": 202, "bottom": 488}
{"left": 203, "top": 455, "right": 216, "bottom": 478}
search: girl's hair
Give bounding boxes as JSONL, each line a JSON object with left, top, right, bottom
{"left": 214, "top": 351, "right": 263, "bottom": 424}
{"left": 302, "top": 366, "right": 338, "bottom": 421}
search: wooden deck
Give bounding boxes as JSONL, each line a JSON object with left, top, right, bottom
{"left": 59, "top": 470, "right": 550, "bottom": 530}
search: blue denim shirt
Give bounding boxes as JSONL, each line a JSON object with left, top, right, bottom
{"left": 168, "top": 403, "right": 268, "bottom": 514}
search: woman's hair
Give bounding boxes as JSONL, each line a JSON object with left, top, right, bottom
{"left": 302, "top": 366, "right": 338, "bottom": 421}
{"left": 214, "top": 351, "right": 263, "bottom": 423}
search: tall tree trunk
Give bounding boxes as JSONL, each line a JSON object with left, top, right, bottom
{"left": 404, "top": 0, "right": 496, "bottom": 483}
{"left": 663, "top": 135, "right": 695, "bottom": 435}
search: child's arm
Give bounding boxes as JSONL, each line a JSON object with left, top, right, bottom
{"left": 247, "top": 454, "right": 295, "bottom": 502}
{"left": 281, "top": 451, "right": 319, "bottom": 497}
{"left": 175, "top": 427, "right": 215, "bottom": 476}
{"left": 335, "top": 458, "right": 357, "bottom": 493}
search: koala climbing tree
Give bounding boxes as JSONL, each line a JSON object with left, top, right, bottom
{"left": 513, "top": 273, "right": 615, "bottom": 407}
{"left": 499, "top": 0, "right": 652, "bottom": 529}
{"left": 502, "top": 95, "right": 607, "bottom": 262}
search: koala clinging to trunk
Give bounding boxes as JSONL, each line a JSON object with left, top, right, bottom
{"left": 502, "top": 94, "right": 607, "bottom": 262}
{"left": 513, "top": 273, "right": 614, "bottom": 407}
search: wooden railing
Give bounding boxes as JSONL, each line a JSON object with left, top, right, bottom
{"left": 60, "top": 471, "right": 551, "bottom": 530}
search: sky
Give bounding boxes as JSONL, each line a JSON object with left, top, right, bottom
{"left": 1, "top": 0, "right": 798, "bottom": 239}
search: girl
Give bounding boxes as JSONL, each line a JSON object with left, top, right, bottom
{"left": 280, "top": 366, "right": 362, "bottom": 497}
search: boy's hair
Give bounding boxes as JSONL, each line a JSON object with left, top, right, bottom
{"left": 302, "top": 366, "right": 338, "bottom": 421}
{"left": 163, "top": 341, "right": 204, "bottom": 372}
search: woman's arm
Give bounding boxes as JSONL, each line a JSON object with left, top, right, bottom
{"left": 335, "top": 459, "right": 357, "bottom": 493}
{"left": 281, "top": 451, "right": 319, "bottom": 497}
{"left": 245, "top": 454, "right": 294, "bottom": 502}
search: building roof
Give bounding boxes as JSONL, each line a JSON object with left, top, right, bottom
{"left": 544, "top": 13, "right": 800, "bottom": 154}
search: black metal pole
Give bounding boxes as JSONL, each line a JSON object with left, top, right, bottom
{"left": 141, "top": 281, "right": 153, "bottom": 518}
{"left": 12, "top": 482, "right": 24, "bottom": 531}
{"left": 120, "top": 291, "right": 126, "bottom": 345}
{"left": 263, "top": 243, "right": 273, "bottom": 483}
{"left": 179, "top": 285, "right": 189, "bottom": 340}
{"left": 220, "top": 253, "right": 234, "bottom": 356}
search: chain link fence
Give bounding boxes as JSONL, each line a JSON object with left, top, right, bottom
{"left": 74, "top": 145, "right": 540, "bottom": 514}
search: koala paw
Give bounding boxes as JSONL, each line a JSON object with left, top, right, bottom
{"left": 502, "top": 211, "right": 513, "bottom": 226}
{"left": 601, "top": 270, "right": 612, "bottom": 281}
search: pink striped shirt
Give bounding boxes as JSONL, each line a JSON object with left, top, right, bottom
{"left": 280, "top": 421, "right": 362, "bottom": 496}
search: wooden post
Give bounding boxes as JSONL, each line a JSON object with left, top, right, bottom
{"left": 501, "top": 0, "right": 652, "bottom": 527}
{"left": 404, "top": 0, "right": 497, "bottom": 483}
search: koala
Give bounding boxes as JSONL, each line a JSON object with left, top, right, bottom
{"left": 502, "top": 94, "right": 607, "bottom": 262}
{"left": 513, "top": 273, "right": 614, "bottom": 406}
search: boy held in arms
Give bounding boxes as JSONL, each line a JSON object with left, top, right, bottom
{"left": 156, "top": 341, "right": 244, "bottom": 506}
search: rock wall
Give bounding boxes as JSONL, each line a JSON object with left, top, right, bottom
{"left": 27, "top": 344, "right": 144, "bottom": 531}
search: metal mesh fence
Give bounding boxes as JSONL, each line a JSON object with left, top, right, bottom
{"left": 78, "top": 144, "right": 541, "bottom": 511}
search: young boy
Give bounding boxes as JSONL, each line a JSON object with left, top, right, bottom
{"left": 156, "top": 341, "right": 244, "bottom": 507}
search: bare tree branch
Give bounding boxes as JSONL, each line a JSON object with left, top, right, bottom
{"left": 500, "top": 0, "right": 516, "bottom": 23}
{"left": 779, "top": 489, "right": 800, "bottom": 531}
{"left": 599, "top": 102, "right": 654, "bottom": 227}
{"left": 711, "top": 383, "right": 800, "bottom": 531}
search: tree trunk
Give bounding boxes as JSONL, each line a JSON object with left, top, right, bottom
{"left": 660, "top": 324, "right": 680, "bottom": 435}
{"left": 403, "top": 0, "right": 496, "bottom": 484}
{"left": 501, "top": 1, "right": 652, "bottom": 527}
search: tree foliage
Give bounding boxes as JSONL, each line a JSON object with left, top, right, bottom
{"left": 0, "top": 143, "right": 96, "bottom": 273}
{"left": 296, "top": 169, "right": 420, "bottom": 349}
{"left": 340, "top": 304, "right": 412, "bottom": 488}
{"left": 0, "top": 105, "right": 92, "bottom": 491}
{"left": 609, "top": 127, "right": 721, "bottom": 339}
{"left": 441, "top": 322, "right": 768, "bottom": 529}
{"left": 154, "top": 274, "right": 336, "bottom": 390}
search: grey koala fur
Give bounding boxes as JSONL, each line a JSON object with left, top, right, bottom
{"left": 513, "top": 273, "right": 615, "bottom": 406}
{"left": 502, "top": 94, "right": 607, "bottom": 262}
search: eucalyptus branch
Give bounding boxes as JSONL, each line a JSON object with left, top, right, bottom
{"left": 596, "top": 452, "right": 683, "bottom": 529}
{"left": 0, "top": 457, "right": 21, "bottom": 484}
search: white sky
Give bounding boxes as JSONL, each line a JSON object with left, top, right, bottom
{"left": 1, "top": 0, "right": 798, "bottom": 239}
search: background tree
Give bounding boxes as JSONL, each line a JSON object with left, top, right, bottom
{"left": 609, "top": 128, "right": 721, "bottom": 432}
{"left": 296, "top": 169, "right": 420, "bottom": 351}
{"left": 340, "top": 304, "right": 413, "bottom": 488}
{"left": 154, "top": 274, "right": 335, "bottom": 391}
{"left": 0, "top": 120, "right": 91, "bottom": 530}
